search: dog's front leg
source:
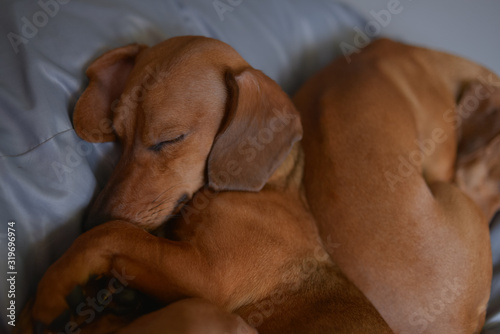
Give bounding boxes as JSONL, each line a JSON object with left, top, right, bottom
{"left": 32, "top": 220, "right": 208, "bottom": 330}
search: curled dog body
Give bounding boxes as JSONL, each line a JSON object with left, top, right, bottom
{"left": 19, "top": 37, "right": 392, "bottom": 334}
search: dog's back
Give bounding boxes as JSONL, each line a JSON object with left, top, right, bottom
{"left": 294, "top": 38, "right": 499, "bottom": 333}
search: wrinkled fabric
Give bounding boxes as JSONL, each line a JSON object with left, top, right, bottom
{"left": 484, "top": 213, "right": 500, "bottom": 333}
{"left": 0, "top": 1, "right": 365, "bottom": 332}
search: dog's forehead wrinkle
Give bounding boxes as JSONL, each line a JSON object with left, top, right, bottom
{"left": 152, "top": 35, "right": 246, "bottom": 67}
{"left": 140, "top": 39, "right": 242, "bottom": 80}
{"left": 141, "top": 67, "right": 225, "bottom": 107}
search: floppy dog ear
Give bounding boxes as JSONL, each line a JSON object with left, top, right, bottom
{"left": 455, "top": 78, "right": 500, "bottom": 220}
{"left": 73, "top": 43, "right": 148, "bottom": 143}
{"left": 207, "top": 68, "right": 303, "bottom": 192}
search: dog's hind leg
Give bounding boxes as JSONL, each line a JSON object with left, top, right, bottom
{"left": 454, "top": 79, "right": 500, "bottom": 222}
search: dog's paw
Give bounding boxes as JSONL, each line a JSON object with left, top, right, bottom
{"left": 32, "top": 275, "right": 155, "bottom": 333}
{"left": 31, "top": 232, "right": 110, "bottom": 329}
{"left": 32, "top": 265, "right": 80, "bottom": 328}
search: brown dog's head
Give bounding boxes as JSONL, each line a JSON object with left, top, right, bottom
{"left": 74, "top": 36, "right": 302, "bottom": 231}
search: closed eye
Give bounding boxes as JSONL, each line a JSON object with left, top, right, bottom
{"left": 150, "top": 134, "right": 185, "bottom": 152}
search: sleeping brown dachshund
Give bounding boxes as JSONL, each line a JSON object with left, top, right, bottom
{"left": 18, "top": 36, "right": 391, "bottom": 333}
{"left": 19, "top": 36, "right": 500, "bottom": 333}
